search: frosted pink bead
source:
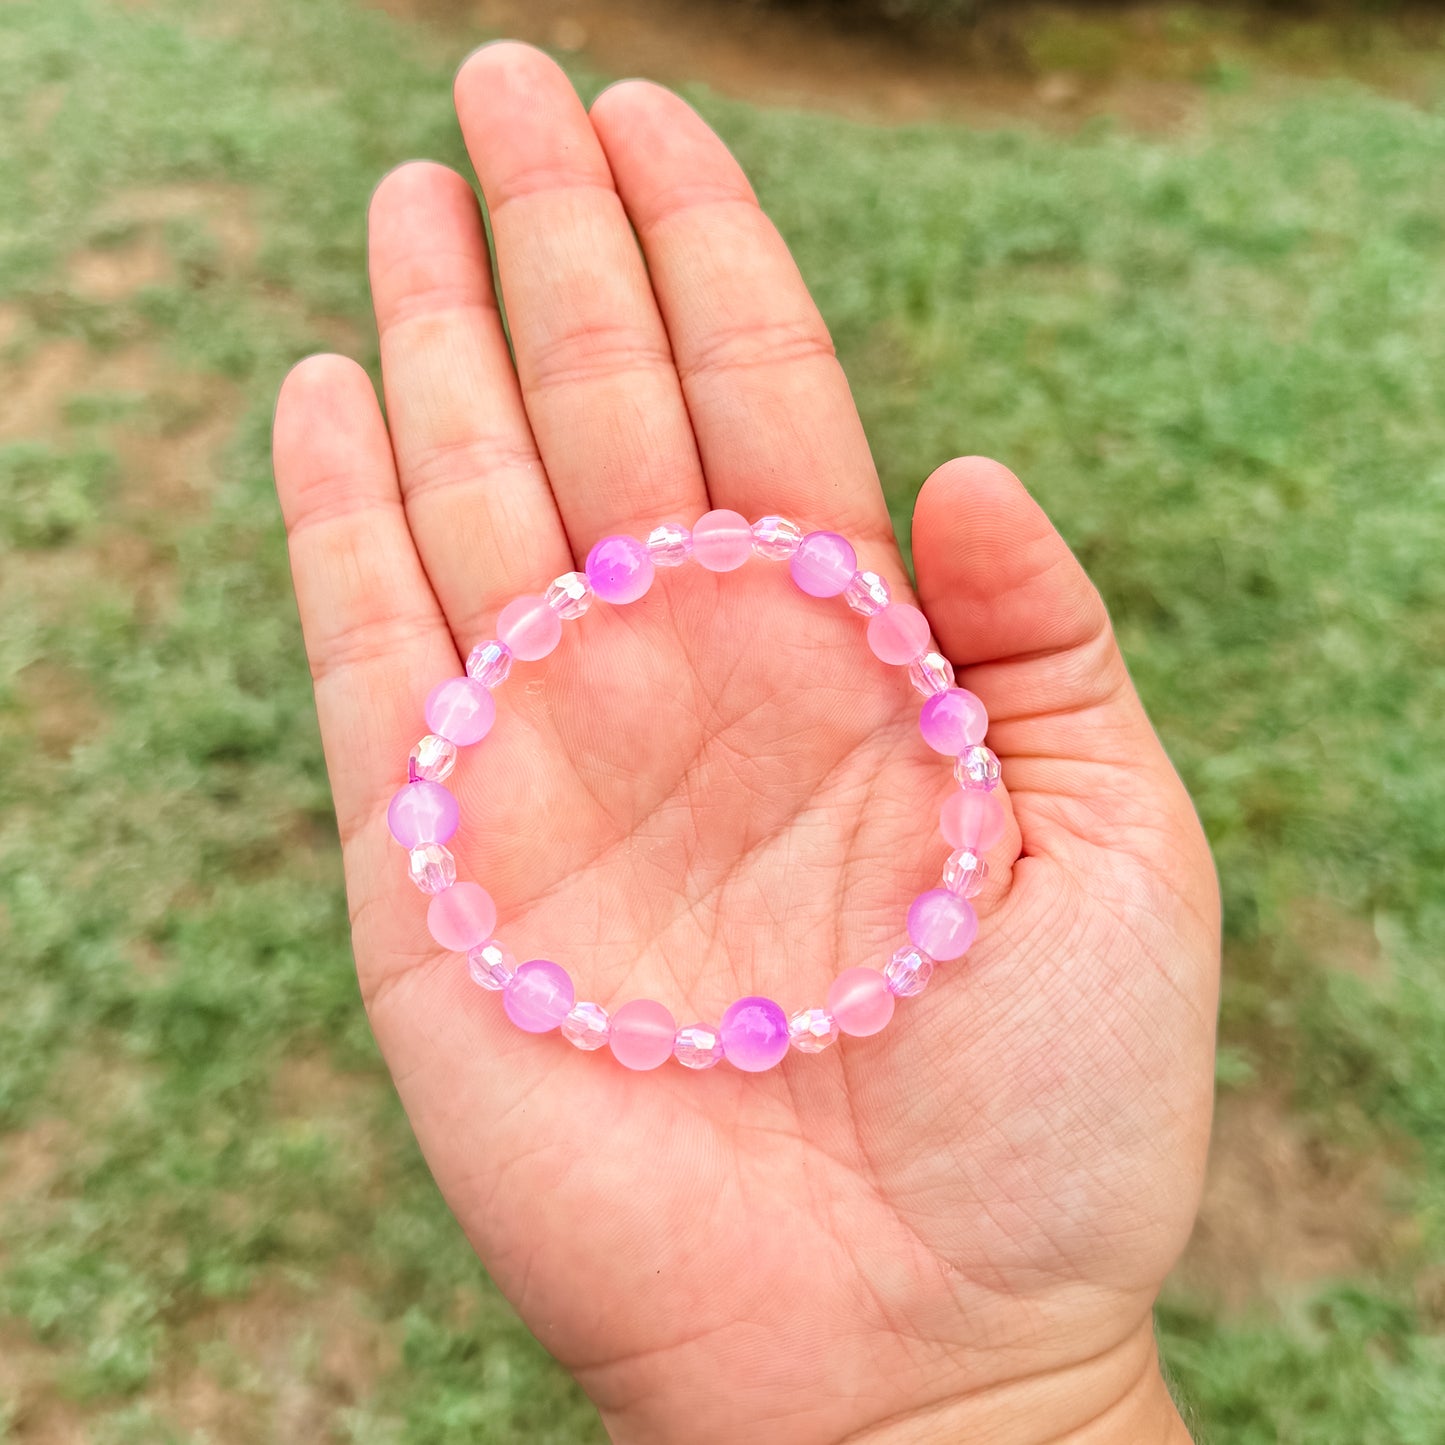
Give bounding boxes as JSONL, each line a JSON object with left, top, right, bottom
{"left": 496, "top": 595, "right": 562, "bottom": 661}
{"left": 387, "top": 780, "right": 459, "bottom": 847}
{"left": 691, "top": 509, "right": 753, "bottom": 572}
{"left": 826, "top": 968, "right": 895, "bottom": 1037}
{"left": 424, "top": 676, "right": 496, "bottom": 747}
{"left": 426, "top": 881, "right": 497, "bottom": 952}
{"left": 609, "top": 999, "right": 677, "bottom": 1071}
{"left": 941, "top": 789, "right": 1006, "bottom": 851}
{"left": 718, "top": 997, "right": 790, "bottom": 1072}
{"left": 503, "top": 959, "right": 574, "bottom": 1033}
{"left": 907, "top": 889, "right": 978, "bottom": 961}
{"left": 918, "top": 687, "right": 988, "bottom": 755}
{"left": 866, "top": 603, "right": 931, "bottom": 665}
{"left": 790, "top": 531, "right": 857, "bottom": 597}
{"left": 586, "top": 534, "right": 654, "bottom": 604}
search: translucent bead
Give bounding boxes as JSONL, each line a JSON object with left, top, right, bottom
{"left": 561, "top": 1001, "right": 611, "bottom": 1050}
{"left": 496, "top": 595, "right": 562, "bottom": 661}
{"left": 718, "top": 997, "right": 790, "bottom": 1073}
{"left": 585, "top": 535, "right": 654, "bottom": 604}
{"left": 941, "top": 790, "right": 1006, "bottom": 851}
{"left": 844, "top": 570, "right": 891, "bottom": 616}
{"left": 425, "top": 675, "right": 496, "bottom": 747}
{"left": 608, "top": 998, "right": 677, "bottom": 1071}
{"left": 691, "top": 509, "right": 753, "bottom": 572}
{"left": 466, "top": 640, "right": 513, "bottom": 688}
{"left": 503, "top": 959, "right": 574, "bottom": 1033}
{"left": 426, "top": 882, "right": 497, "bottom": 953}
{"left": 647, "top": 522, "right": 693, "bottom": 567}
{"left": 750, "top": 515, "right": 804, "bottom": 560}
{"left": 907, "top": 889, "right": 977, "bottom": 961}
{"left": 827, "top": 968, "right": 895, "bottom": 1037}
{"left": 788, "top": 1007, "right": 839, "bottom": 1054}
{"left": 884, "top": 945, "right": 934, "bottom": 998}
{"left": 674, "top": 1023, "right": 725, "bottom": 1070}
{"left": 943, "top": 847, "right": 989, "bottom": 899}
{"left": 790, "top": 531, "right": 857, "bottom": 598}
{"left": 467, "top": 940, "right": 516, "bottom": 991}
{"left": 867, "top": 603, "right": 931, "bottom": 665}
{"left": 408, "top": 843, "right": 456, "bottom": 894}
{"left": 387, "top": 780, "right": 459, "bottom": 847}
{"left": 545, "top": 570, "right": 594, "bottom": 619}
{"left": 908, "top": 651, "right": 956, "bottom": 697}
{"left": 409, "top": 734, "right": 457, "bottom": 783}
{"left": 955, "top": 744, "right": 1001, "bottom": 791}
{"left": 919, "top": 687, "right": 988, "bottom": 755}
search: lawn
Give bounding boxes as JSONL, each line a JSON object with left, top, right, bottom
{"left": 1, "top": 0, "right": 1443, "bottom": 1439}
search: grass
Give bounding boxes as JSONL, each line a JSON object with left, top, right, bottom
{"left": 0, "top": 0, "right": 1442, "bottom": 1438}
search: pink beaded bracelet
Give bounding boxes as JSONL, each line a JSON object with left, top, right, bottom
{"left": 387, "top": 509, "right": 1006, "bottom": 1074}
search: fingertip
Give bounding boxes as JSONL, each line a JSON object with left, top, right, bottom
{"left": 454, "top": 38, "right": 570, "bottom": 111}
{"left": 369, "top": 160, "right": 473, "bottom": 224}
{"left": 276, "top": 351, "right": 371, "bottom": 434}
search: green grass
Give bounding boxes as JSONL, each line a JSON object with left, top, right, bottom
{"left": 1, "top": 0, "right": 1443, "bottom": 1438}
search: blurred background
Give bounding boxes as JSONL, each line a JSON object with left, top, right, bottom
{"left": 2, "top": 0, "right": 1443, "bottom": 1440}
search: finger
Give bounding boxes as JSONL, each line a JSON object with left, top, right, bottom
{"left": 590, "top": 80, "right": 896, "bottom": 552}
{"left": 368, "top": 161, "right": 571, "bottom": 647}
{"left": 453, "top": 43, "right": 708, "bottom": 544}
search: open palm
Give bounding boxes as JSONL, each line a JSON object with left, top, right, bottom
{"left": 272, "top": 44, "right": 1217, "bottom": 1444}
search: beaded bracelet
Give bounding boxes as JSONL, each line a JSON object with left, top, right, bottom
{"left": 386, "top": 509, "right": 1005, "bottom": 1073}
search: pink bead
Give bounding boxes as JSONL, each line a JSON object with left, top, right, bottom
{"left": 826, "top": 968, "right": 895, "bottom": 1037}
{"left": 424, "top": 676, "right": 496, "bottom": 747}
{"left": 790, "top": 531, "right": 857, "bottom": 597}
{"left": 919, "top": 687, "right": 988, "bottom": 755}
{"left": 691, "top": 509, "right": 753, "bottom": 572}
{"left": 718, "top": 997, "right": 790, "bottom": 1072}
{"left": 907, "top": 889, "right": 978, "bottom": 961}
{"left": 586, "top": 534, "right": 654, "bottom": 604}
{"left": 609, "top": 999, "right": 677, "bottom": 1071}
{"left": 496, "top": 595, "right": 562, "bottom": 661}
{"left": 503, "top": 959, "right": 574, "bottom": 1033}
{"left": 941, "top": 789, "right": 1006, "bottom": 851}
{"left": 387, "top": 780, "right": 459, "bottom": 847}
{"left": 866, "top": 603, "right": 931, "bottom": 665}
{"left": 426, "top": 881, "right": 497, "bottom": 952}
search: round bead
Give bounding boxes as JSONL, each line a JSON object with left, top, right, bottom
{"left": 718, "top": 997, "right": 790, "bottom": 1073}
{"left": 691, "top": 509, "right": 753, "bottom": 572}
{"left": 408, "top": 734, "right": 458, "bottom": 783}
{"left": 586, "top": 535, "right": 654, "bottom": 604}
{"left": 467, "top": 941, "right": 516, "bottom": 991}
{"left": 907, "top": 889, "right": 978, "bottom": 961}
{"left": 955, "top": 744, "right": 1002, "bottom": 791}
{"left": 908, "top": 651, "right": 956, "bottom": 697}
{"left": 425, "top": 676, "right": 496, "bottom": 747}
{"left": 545, "top": 571, "right": 594, "bottom": 619}
{"left": 466, "top": 640, "right": 513, "bottom": 688}
{"left": 609, "top": 999, "right": 677, "bottom": 1071}
{"left": 504, "top": 959, "right": 575, "bottom": 1033}
{"left": 674, "top": 1023, "right": 726, "bottom": 1070}
{"left": 790, "top": 531, "right": 857, "bottom": 598}
{"left": 408, "top": 843, "right": 456, "bottom": 894}
{"left": 647, "top": 522, "right": 693, "bottom": 566}
{"left": 884, "top": 945, "right": 934, "bottom": 998}
{"left": 750, "top": 515, "right": 804, "bottom": 560}
{"left": 826, "top": 968, "right": 895, "bottom": 1037}
{"left": 844, "top": 570, "right": 891, "bottom": 616}
{"left": 427, "top": 882, "right": 497, "bottom": 953}
{"left": 788, "top": 1008, "right": 839, "bottom": 1054}
{"left": 496, "top": 595, "right": 563, "bottom": 661}
{"left": 919, "top": 688, "right": 988, "bottom": 755}
{"left": 943, "top": 847, "right": 989, "bottom": 899}
{"left": 941, "top": 789, "right": 1006, "bottom": 852}
{"left": 387, "top": 780, "right": 459, "bottom": 848}
{"left": 866, "top": 603, "right": 931, "bottom": 665}
{"left": 561, "top": 1001, "right": 611, "bottom": 1050}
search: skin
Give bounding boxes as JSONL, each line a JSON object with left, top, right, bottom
{"left": 271, "top": 42, "right": 1217, "bottom": 1445}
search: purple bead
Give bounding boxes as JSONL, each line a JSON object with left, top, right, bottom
{"left": 503, "top": 959, "right": 575, "bottom": 1033}
{"left": 718, "top": 996, "right": 790, "bottom": 1072}
{"left": 427, "top": 882, "right": 497, "bottom": 952}
{"left": 425, "top": 676, "right": 497, "bottom": 747}
{"left": 387, "top": 780, "right": 459, "bottom": 848}
{"left": 496, "top": 595, "right": 562, "bottom": 661}
{"left": 586, "top": 534, "right": 655, "bottom": 604}
{"left": 866, "top": 603, "right": 931, "bottom": 665}
{"left": 907, "top": 889, "right": 978, "bottom": 961}
{"left": 918, "top": 687, "right": 989, "bottom": 755}
{"left": 790, "top": 531, "right": 857, "bottom": 598}
{"left": 692, "top": 509, "right": 753, "bottom": 572}
{"left": 941, "top": 789, "right": 1006, "bottom": 851}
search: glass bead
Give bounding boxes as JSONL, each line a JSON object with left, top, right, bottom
{"left": 790, "top": 531, "right": 857, "bottom": 598}
{"left": 425, "top": 675, "right": 496, "bottom": 747}
{"left": 691, "top": 509, "right": 753, "bottom": 572}
{"left": 844, "top": 570, "right": 891, "bottom": 616}
{"left": 826, "top": 968, "right": 895, "bottom": 1037}
{"left": 496, "top": 595, "right": 562, "bottom": 661}
{"left": 387, "top": 780, "right": 459, "bottom": 848}
{"left": 409, "top": 734, "right": 458, "bottom": 784}
{"left": 955, "top": 744, "right": 1001, "bottom": 791}
{"left": 545, "top": 571, "right": 594, "bottom": 619}
{"left": 466, "top": 640, "right": 513, "bottom": 688}
{"left": 427, "top": 881, "right": 497, "bottom": 953}
{"left": 750, "top": 515, "right": 804, "bottom": 560}
{"left": 504, "top": 959, "right": 575, "bottom": 1033}
{"left": 884, "top": 945, "right": 934, "bottom": 998}
{"left": 408, "top": 842, "right": 456, "bottom": 894}
{"left": 674, "top": 1023, "right": 725, "bottom": 1070}
{"left": 585, "top": 535, "right": 654, "bottom": 604}
{"left": 943, "top": 847, "right": 989, "bottom": 899}
{"left": 919, "top": 687, "right": 988, "bottom": 755}
{"left": 561, "top": 1001, "right": 611, "bottom": 1050}
{"left": 718, "top": 997, "right": 790, "bottom": 1073}
{"left": 609, "top": 999, "right": 677, "bottom": 1071}
{"left": 467, "top": 940, "right": 516, "bottom": 991}
{"left": 867, "top": 603, "right": 931, "bottom": 665}
{"left": 788, "top": 1007, "right": 839, "bottom": 1054}
{"left": 907, "top": 889, "right": 977, "bottom": 961}
{"left": 908, "top": 651, "right": 956, "bottom": 697}
{"left": 647, "top": 522, "right": 693, "bottom": 567}
{"left": 941, "top": 789, "right": 1006, "bottom": 851}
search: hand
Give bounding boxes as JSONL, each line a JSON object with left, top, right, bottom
{"left": 272, "top": 43, "right": 1217, "bottom": 1444}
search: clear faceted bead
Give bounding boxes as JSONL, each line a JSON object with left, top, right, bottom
{"left": 466, "top": 940, "right": 516, "bottom": 991}
{"left": 954, "top": 744, "right": 1001, "bottom": 791}
{"left": 466, "top": 639, "right": 513, "bottom": 688}
{"left": 942, "top": 847, "right": 989, "bottom": 899}
{"left": 844, "top": 570, "right": 891, "bottom": 616}
{"left": 545, "top": 571, "right": 594, "bottom": 620}
{"left": 788, "top": 1007, "right": 839, "bottom": 1054}
{"left": 561, "top": 1001, "right": 611, "bottom": 1050}
{"left": 750, "top": 515, "right": 804, "bottom": 560}
{"left": 908, "top": 651, "right": 956, "bottom": 697}
{"left": 884, "top": 945, "right": 935, "bottom": 998}
{"left": 409, "top": 734, "right": 458, "bottom": 784}
{"left": 408, "top": 843, "right": 456, "bottom": 894}
{"left": 646, "top": 523, "right": 693, "bottom": 567}
{"left": 674, "top": 1023, "right": 725, "bottom": 1069}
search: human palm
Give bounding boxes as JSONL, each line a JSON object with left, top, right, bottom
{"left": 273, "top": 44, "right": 1218, "bottom": 1444}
